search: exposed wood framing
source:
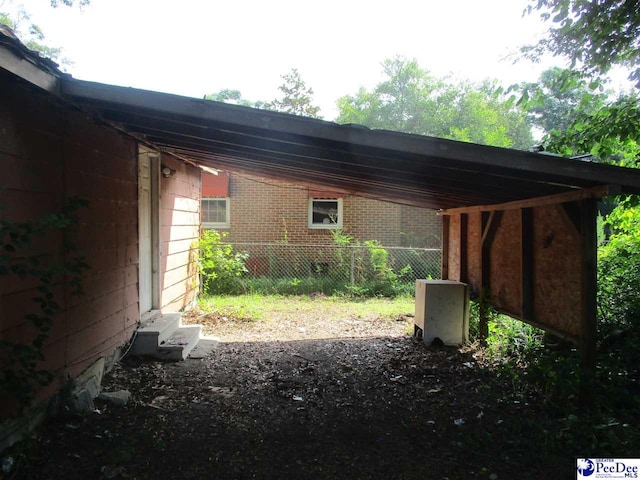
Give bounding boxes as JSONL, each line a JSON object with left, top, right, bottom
{"left": 441, "top": 215, "right": 450, "bottom": 280}
{"left": 460, "top": 213, "right": 468, "bottom": 283}
{"left": 479, "top": 211, "right": 503, "bottom": 340}
{"left": 442, "top": 185, "right": 613, "bottom": 216}
{"left": 580, "top": 199, "right": 598, "bottom": 373}
{"left": 521, "top": 208, "right": 534, "bottom": 321}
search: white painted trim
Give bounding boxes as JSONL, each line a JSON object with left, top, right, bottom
{"left": 308, "top": 198, "right": 343, "bottom": 229}
{"left": 202, "top": 197, "right": 230, "bottom": 229}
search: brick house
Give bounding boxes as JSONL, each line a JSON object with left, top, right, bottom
{"left": 202, "top": 171, "right": 442, "bottom": 248}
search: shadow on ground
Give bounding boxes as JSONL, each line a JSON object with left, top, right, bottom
{"left": 6, "top": 335, "right": 572, "bottom": 479}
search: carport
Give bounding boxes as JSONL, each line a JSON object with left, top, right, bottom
{"left": 61, "top": 78, "right": 640, "bottom": 372}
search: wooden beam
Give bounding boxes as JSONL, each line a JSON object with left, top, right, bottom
{"left": 521, "top": 208, "right": 534, "bottom": 321}
{"left": 460, "top": 213, "right": 468, "bottom": 283}
{"left": 479, "top": 210, "right": 503, "bottom": 340}
{"left": 442, "top": 185, "right": 614, "bottom": 216}
{"left": 557, "top": 202, "right": 582, "bottom": 243}
{"left": 580, "top": 199, "right": 598, "bottom": 372}
{"left": 61, "top": 78, "right": 640, "bottom": 193}
{"left": 441, "top": 215, "right": 450, "bottom": 280}
{"left": 0, "top": 45, "right": 59, "bottom": 93}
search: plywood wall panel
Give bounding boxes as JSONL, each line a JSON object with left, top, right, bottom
{"left": 533, "top": 205, "right": 582, "bottom": 338}
{"left": 489, "top": 209, "right": 522, "bottom": 316}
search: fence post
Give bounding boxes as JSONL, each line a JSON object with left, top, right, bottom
{"left": 350, "top": 247, "right": 355, "bottom": 286}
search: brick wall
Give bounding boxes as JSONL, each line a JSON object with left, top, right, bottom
{"left": 206, "top": 172, "right": 441, "bottom": 247}
{"left": 159, "top": 154, "right": 200, "bottom": 313}
{"left": 0, "top": 71, "right": 138, "bottom": 412}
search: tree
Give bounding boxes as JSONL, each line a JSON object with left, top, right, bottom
{"left": 0, "top": 0, "right": 72, "bottom": 66}
{"left": 523, "top": 0, "right": 640, "bottom": 87}
{"left": 265, "top": 68, "right": 323, "bottom": 119}
{"left": 204, "top": 89, "right": 266, "bottom": 109}
{"left": 519, "top": 67, "right": 609, "bottom": 135}
{"left": 336, "top": 57, "right": 533, "bottom": 149}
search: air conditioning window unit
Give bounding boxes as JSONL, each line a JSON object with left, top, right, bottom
{"left": 414, "top": 280, "right": 470, "bottom": 346}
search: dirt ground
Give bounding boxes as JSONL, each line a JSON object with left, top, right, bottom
{"left": 4, "top": 299, "right": 577, "bottom": 479}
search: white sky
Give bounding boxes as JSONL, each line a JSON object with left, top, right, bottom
{"left": 13, "top": 0, "right": 604, "bottom": 119}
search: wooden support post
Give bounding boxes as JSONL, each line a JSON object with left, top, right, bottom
{"left": 479, "top": 210, "right": 503, "bottom": 341}
{"left": 521, "top": 208, "right": 534, "bottom": 321}
{"left": 580, "top": 199, "right": 598, "bottom": 395}
{"left": 460, "top": 213, "right": 468, "bottom": 283}
{"left": 441, "top": 214, "right": 450, "bottom": 280}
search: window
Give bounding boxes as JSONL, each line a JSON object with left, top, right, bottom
{"left": 202, "top": 198, "right": 230, "bottom": 228}
{"left": 308, "top": 198, "right": 342, "bottom": 229}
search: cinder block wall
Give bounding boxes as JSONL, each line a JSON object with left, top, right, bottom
{"left": 0, "top": 71, "right": 137, "bottom": 414}
{"left": 212, "top": 172, "right": 441, "bottom": 247}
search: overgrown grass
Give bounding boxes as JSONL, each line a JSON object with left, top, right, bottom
{"left": 468, "top": 300, "right": 640, "bottom": 456}
{"left": 198, "top": 293, "right": 415, "bottom": 323}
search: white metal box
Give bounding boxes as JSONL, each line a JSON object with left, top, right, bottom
{"left": 414, "top": 280, "right": 470, "bottom": 346}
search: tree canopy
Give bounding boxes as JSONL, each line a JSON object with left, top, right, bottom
{"left": 265, "top": 68, "right": 323, "bottom": 119}
{"left": 336, "top": 57, "right": 533, "bottom": 149}
{"left": 203, "top": 89, "right": 266, "bottom": 109}
{"left": 0, "top": 1, "right": 69, "bottom": 66}
{"left": 524, "top": 0, "right": 640, "bottom": 87}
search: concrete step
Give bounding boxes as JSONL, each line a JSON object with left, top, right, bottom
{"left": 156, "top": 325, "right": 202, "bottom": 361}
{"left": 131, "top": 312, "right": 182, "bottom": 356}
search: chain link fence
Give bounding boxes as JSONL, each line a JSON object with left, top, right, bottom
{"left": 220, "top": 243, "right": 441, "bottom": 296}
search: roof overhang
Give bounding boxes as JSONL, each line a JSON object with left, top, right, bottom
{"left": 59, "top": 77, "right": 640, "bottom": 210}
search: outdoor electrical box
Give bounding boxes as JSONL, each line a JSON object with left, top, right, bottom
{"left": 414, "top": 280, "right": 470, "bottom": 346}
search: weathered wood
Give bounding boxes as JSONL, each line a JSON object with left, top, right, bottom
{"left": 533, "top": 205, "right": 582, "bottom": 338}
{"left": 61, "top": 78, "right": 640, "bottom": 196}
{"left": 479, "top": 211, "right": 503, "bottom": 340}
{"left": 466, "top": 213, "right": 483, "bottom": 297}
{"left": 460, "top": 213, "right": 468, "bottom": 283}
{"left": 521, "top": 208, "right": 534, "bottom": 321}
{"left": 580, "top": 199, "right": 598, "bottom": 372}
{"left": 443, "top": 185, "right": 612, "bottom": 216}
{"left": 558, "top": 202, "right": 582, "bottom": 243}
{"left": 489, "top": 209, "right": 522, "bottom": 315}
{"left": 441, "top": 214, "right": 450, "bottom": 280}
{"left": 448, "top": 214, "right": 462, "bottom": 281}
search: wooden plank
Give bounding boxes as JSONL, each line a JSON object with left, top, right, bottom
{"left": 479, "top": 210, "right": 503, "bottom": 340}
{"left": 580, "top": 199, "right": 598, "bottom": 372}
{"left": 557, "top": 202, "right": 582, "bottom": 243}
{"left": 443, "top": 185, "right": 613, "bottom": 216}
{"left": 441, "top": 215, "right": 450, "bottom": 280}
{"left": 532, "top": 205, "right": 582, "bottom": 338}
{"left": 0, "top": 47, "right": 59, "bottom": 92}
{"left": 489, "top": 209, "right": 522, "bottom": 315}
{"left": 521, "top": 208, "right": 534, "bottom": 321}
{"left": 460, "top": 213, "right": 468, "bottom": 283}
{"left": 61, "top": 78, "right": 640, "bottom": 193}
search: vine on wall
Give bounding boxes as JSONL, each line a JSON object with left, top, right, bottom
{"left": 0, "top": 197, "right": 88, "bottom": 415}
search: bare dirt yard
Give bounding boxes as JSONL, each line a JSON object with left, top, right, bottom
{"left": 2, "top": 295, "right": 624, "bottom": 479}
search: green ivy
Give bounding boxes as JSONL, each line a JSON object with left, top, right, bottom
{"left": 0, "top": 197, "right": 89, "bottom": 414}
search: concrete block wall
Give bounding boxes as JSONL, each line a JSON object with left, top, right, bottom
{"left": 0, "top": 71, "right": 139, "bottom": 414}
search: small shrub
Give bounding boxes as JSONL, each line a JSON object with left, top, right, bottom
{"left": 198, "top": 230, "right": 248, "bottom": 294}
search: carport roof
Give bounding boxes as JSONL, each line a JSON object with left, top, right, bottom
{"left": 54, "top": 77, "right": 640, "bottom": 210}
